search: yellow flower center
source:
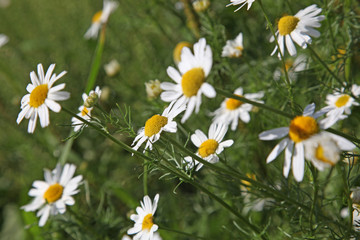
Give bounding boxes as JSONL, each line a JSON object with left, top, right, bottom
{"left": 173, "top": 41, "right": 192, "bottom": 64}
{"left": 315, "top": 145, "right": 335, "bottom": 166}
{"left": 335, "top": 94, "right": 350, "bottom": 108}
{"left": 278, "top": 16, "right": 300, "bottom": 36}
{"left": 92, "top": 10, "right": 103, "bottom": 23}
{"left": 181, "top": 68, "right": 205, "bottom": 97}
{"left": 144, "top": 115, "right": 168, "bottom": 137}
{"left": 198, "top": 139, "right": 219, "bottom": 158}
{"left": 225, "top": 95, "right": 243, "bottom": 110}
{"left": 288, "top": 116, "right": 319, "bottom": 143}
{"left": 81, "top": 107, "right": 89, "bottom": 116}
{"left": 142, "top": 213, "right": 154, "bottom": 231}
{"left": 43, "top": 183, "right": 64, "bottom": 203}
{"left": 29, "top": 84, "right": 48, "bottom": 108}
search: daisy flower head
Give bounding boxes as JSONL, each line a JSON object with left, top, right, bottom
{"left": 127, "top": 194, "right": 160, "bottom": 240}
{"left": 273, "top": 54, "right": 308, "bottom": 82}
{"left": 270, "top": 4, "right": 325, "bottom": 58}
{"left": 184, "top": 123, "right": 234, "bottom": 171}
{"left": 320, "top": 84, "right": 360, "bottom": 129}
{"left": 222, "top": 32, "right": 244, "bottom": 58}
{"left": 161, "top": 38, "right": 215, "bottom": 123}
{"left": 71, "top": 105, "right": 93, "bottom": 132}
{"left": 16, "top": 63, "right": 70, "bottom": 133}
{"left": 227, "top": 0, "right": 255, "bottom": 11}
{"left": 0, "top": 33, "right": 9, "bottom": 48}
{"left": 84, "top": 0, "right": 119, "bottom": 39}
{"left": 212, "top": 87, "right": 264, "bottom": 131}
{"left": 132, "top": 101, "right": 186, "bottom": 153}
{"left": 21, "top": 164, "right": 82, "bottom": 227}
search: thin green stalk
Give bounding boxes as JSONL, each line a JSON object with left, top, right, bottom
{"left": 157, "top": 225, "right": 208, "bottom": 240}
{"left": 309, "top": 165, "right": 318, "bottom": 233}
{"left": 143, "top": 154, "right": 149, "bottom": 196}
{"left": 337, "top": 164, "right": 353, "bottom": 236}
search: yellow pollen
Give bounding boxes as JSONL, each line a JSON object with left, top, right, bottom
{"left": 225, "top": 95, "right": 243, "bottom": 110}
{"left": 288, "top": 116, "right": 319, "bottom": 143}
{"left": 335, "top": 94, "right": 350, "bottom": 108}
{"left": 144, "top": 115, "right": 168, "bottom": 137}
{"left": 181, "top": 68, "right": 205, "bottom": 97}
{"left": 92, "top": 10, "right": 103, "bottom": 23}
{"left": 173, "top": 41, "right": 192, "bottom": 64}
{"left": 198, "top": 139, "right": 219, "bottom": 158}
{"left": 43, "top": 183, "right": 63, "bottom": 203}
{"left": 315, "top": 145, "right": 335, "bottom": 166}
{"left": 81, "top": 107, "right": 89, "bottom": 116}
{"left": 142, "top": 214, "right": 154, "bottom": 231}
{"left": 29, "top": 84, "right": 48, "bottom": 108}
{"left": 278, "top": 16, "right": 300, "bottom": 36}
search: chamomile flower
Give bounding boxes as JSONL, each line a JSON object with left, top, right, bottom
{"left": 212, "top": 87, "right": 264, "bottom": 131}
{"left": 71, "top": 106, "right": 93, "bottom": 132}
{"left": 0, "top": 33, "right": 9, "bottom": 48}
{"left": 222, "top": 32, "right": 244, "bottom": 58}
{"left": 84, "top": 0, "right": 118, "bottom": 39}
{"left": 16, "top": 63, "right": 70, "bottom": 133}
{"left": 270, "top": 4, "right": 325, "bottom": 58}
{"left": 132, "top": 101, "right": 186, "bottom": 153}
{"left": 21, "top": 164, "right": 82, "bottom": 227}
{"left": 320, "top": 84, "right": 360, "bottom": 129}
{"left": 127, "top": 194, "right": 160, "bottom": 240}
{"left": 258, "top": 103, "right": 327, "bottom": 182}
{"left": 184, "top": 123, "right": 234, "bottom": 171}
{"left": 160, "top": 38, "right": 215, "bottom": 123}
{"left": 273, "top": 54, "right": 308, "bottom": 82}
{"left": 227, "top": 0, "right": 255, "bottom": 11}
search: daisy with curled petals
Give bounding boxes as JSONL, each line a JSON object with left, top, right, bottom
{"left": 184, "top": 123, "right": 234, "bottom": 171}
{"left": 212, "top": 87, "right": 264, "bottom": 131}
{"left": 222, "top": 32, "right": 244, "bottom": 58}
{"left": 132, "top": 101, "right": 186, "bottom": 153}
{"left": 160, "top": 38, "right": 216, "bottom": 123}
{"left": 21, "top": 164, "right": 82, "bottom": 227}
{"left": 16, "top": 63, "right": 70, "bottom": 133}
{"left": 227, "top": 0, "right": 255, "bottom": 11}
{"left": 127, "top": 194, "right": 160, "bottom": 240}
{"left": 270, "top": 4, "right": 325, "bottom": 58}
{"left": 84, "top": 0, "right": 119, "bottom": 39}
{"left": 258, "top": 103, "right": 328, "bottom": 182}
{"left": 320, "top": 84, "right": 360, "bottom": 129}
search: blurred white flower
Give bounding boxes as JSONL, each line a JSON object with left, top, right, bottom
{"left": 227, "top": 0, "right": 255, "bottom": 11}
{"left": 145, "top": 80, "right": 162, "bottom": 100}
{"left": 0, "top": 34, "right": 9, "bottom": 47}
{"left": 104, "top": 59, "right": 121, "bottom": 77}
{"left": 222, "top": 32, "right": 244, "bottom": 58}
{"left": 273, "top": 54, "right": 308, "bottom": 82}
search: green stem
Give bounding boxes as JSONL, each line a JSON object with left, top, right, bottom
{"left": 158, "top": 225, "right": 208, "bottom": 240}
{"left": 337, "top": 164, "right": 353, "bottom": 236}
{"left": 309, "top": 165, "right": 318, "bottom": 233}
{"left": 143, "top": 154, "right": 148, "bottom": 196}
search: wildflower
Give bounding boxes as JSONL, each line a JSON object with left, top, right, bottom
{"left": 84, "top": 0, "right": 119, "bottom": 39}
{"left": 212, "top": 87, "right": 264, "bottom": 131}
{"left": 71, "top": 105, "right": 93, "bottom": 132}
{"left": 192, "top": 0, "right": 210, "bottom": 12}
{"left": 0, "top": 34, "right": 8, "bottom": 47}
{"left": 83, "top": 86, "right": 102, "bottom": 108}
{"left": 222, "top": 32, "right": 244, "bottom": 58}
{"left": 127, "top": 194, "right": 160, "bottom": 240}
{"left": 104, "top": 59, "right": 121, "bottom": 77}
{"left": 320, "top": 84, "right": 360, "bottom": 129}
{"left": 132, "top": 101, "right": 186, "bottom": 153}
{"left": 160, "top": 38, "right": 215, "bottom": 123}
{"left": 184, "top": 123, "right": 234, "bottom": 171}
{"left": 173, "top": 41, "right": 192, "bottom": 65}
{"left": 270, "top": 4, "right": 325, "bottom": 58}
{"left": 21, "top": 164, "right": 82, "bottom": 227}
{"left": 16, "top": 63, "right": 70, "bottom": 133}
{"left": 273, "top": 54, "right": 308, "bottom": 82}
{"left": 145, "top": 80, "right": 162, "bottom": 100}
{"left": 227, "top": 0, "right": 255, "bottom": 11}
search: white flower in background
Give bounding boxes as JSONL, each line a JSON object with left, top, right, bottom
{"left": 222, "top": 32, "right": 244, "bottom": 58}
{"left": 0, "top": 34, "right": 9, "bottom": 47}
{"left": 127, "top": 194, "right": 160, "bottom": 240}
{"left": 184, "top": 123, "right": 234, "bottom": 171}
{"left": 320, "top": 84, "right": 360, "bottom": 129}
{"left": 16, "top": 63, "right": 70, "bottom": 133}
{"left": 273, "top": 54, "right": 308, "bottom": 82}
{"left": 227, "top": 0, "right": 255, "bottom": 11}
{"left": 104, "top": 59, "right": 121, "bottom": 77}
{"left": 145, "top": 80, "right": 162, "bottom": 100}
{"left": 160, "top": 38, "right": 215, "bottom": 123}
{"left": 192, "top": 0, "right": 210, "bottom": 12}
{"left": 212, "top": 87, "right": 264, "bottom": 131}
{"left": 84, "top": 0, "right": 119, "bottom": 39}
{"left": 270, "top": 4, "right": 325, "bottom": 58}
{"left": 21, "top": 164, "right": 82, "bottom": 227}
{"left": 132, "top": 101, "right": 186, "bottom": 153}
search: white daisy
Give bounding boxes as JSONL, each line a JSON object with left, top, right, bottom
{"left": 0, "top": 33, "right": 9, "bottom": 48}
{"left": 222, "top": 32, "right": 244, "bottom": 58}
{"left": 16, "top": 63, "right": 70, "bottom": 133}
{"left": 270, "top": 4, "right": 325, "bottom": 58}
{"left": 320, "top": 84, "right": 360, "bottom": 129}
{"left": 121, "top": 233, "right": 162, "bottom": 240}
{"left": 273, "top": 54, "right": 308, "bottom": 82}
{"left": 84, "top": 0, "right": 119, "bottom": 39}
{"left": 160, "top": 38, "right": 215, "bottom": 123}
{"left": 258, "top": 103, "right": 327, "bottom": 182}
{"left": 71, "top": 105, "right": 93, "bottom": 132}
{"left": 21, "top": 164, "right": 82, "bottom": 227}
{"left": 127, "top": 194, "right": 160, "bottom": 240}
{"left": 227, "top": 0, "right": 255, "bottom": 11}
{"left": 184, "top": 123, "right": 234, "bottom": 171}
{"left": 132, "top": 101, "right": 186, "bottom": 153}
{"left": 212, "top": 87, "right": 264, "bottom": 131}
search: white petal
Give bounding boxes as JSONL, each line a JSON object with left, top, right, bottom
{"left": 201, "top": 83, "right": 216, "bottom": 98}
{"left": 266, "top": 138, "right": 289, "bottom": 163}
{"left": 259, "top": 127, "right": 289, "bottom": 140}
{"left": 292, "top": 143, "right": 305, "bottom": 182}
{"left": 284, "top": 141, "right": 294, "bottom": 178}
